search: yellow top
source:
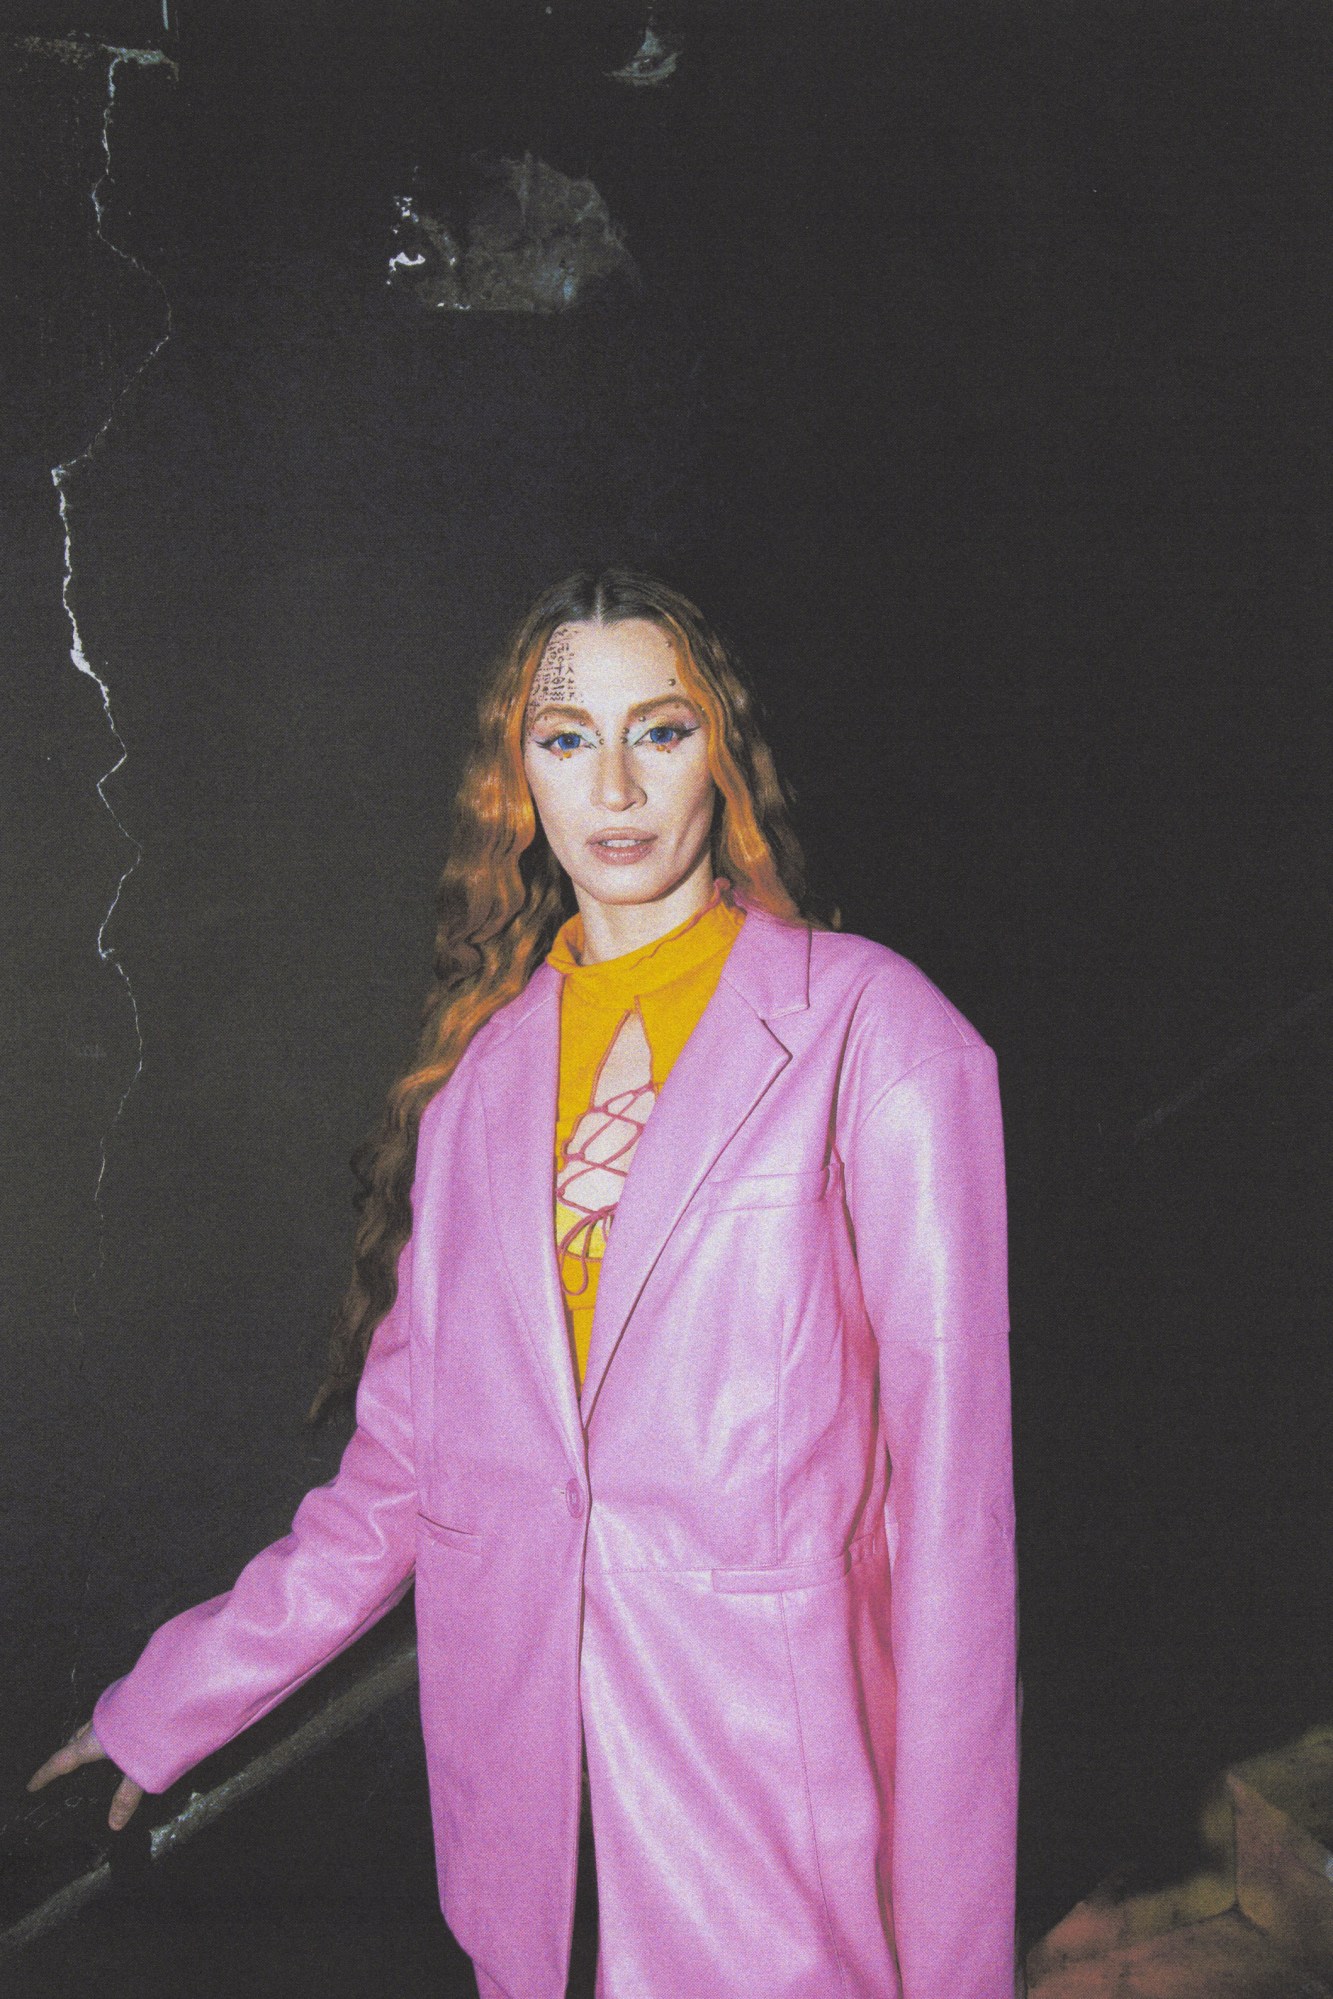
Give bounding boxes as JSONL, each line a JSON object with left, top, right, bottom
{"left": 546, "top": 886, "right": 745, "bottom": 1385}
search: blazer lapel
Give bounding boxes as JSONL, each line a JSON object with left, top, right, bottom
{"left": 579, "top": 907, "right": 811, "bottom": 1425}
{"left": 476, "top": 967, "right": 586, "bottom": 1460}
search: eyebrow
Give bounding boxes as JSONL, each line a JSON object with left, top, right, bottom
{"left": 526, "top": 694, "right": 700, "bottom": 727}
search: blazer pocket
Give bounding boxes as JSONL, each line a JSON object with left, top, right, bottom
{"left": 710, "top": 1522, "right": 883, "bottom": 1594}
{"left": 694, "top": 1165, "right": 830, "bottom": 1214}
{"left": 416, "top": 1511, "right": 485, "bottom": 1558}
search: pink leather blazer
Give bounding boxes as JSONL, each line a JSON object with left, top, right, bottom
{"left": 94, "top": 901, "right": 1019, "bottom": 1998}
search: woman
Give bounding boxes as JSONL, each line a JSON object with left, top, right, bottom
{"left": 31, "top": 571, "right": 1018, "bottom": 1999}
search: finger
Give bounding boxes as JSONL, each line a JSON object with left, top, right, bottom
{"left": 27, "top": 1727, "right": 105, "bottom": 1792}
{"left": 108, "top": 1775, "right": 145, "bottom": 1832}
{"left": 26, "top": 1747, "right": 76, "bottom": 1792}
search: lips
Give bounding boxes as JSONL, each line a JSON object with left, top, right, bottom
{"left": 587, "top": 832, "right": 657, "bottom": 864}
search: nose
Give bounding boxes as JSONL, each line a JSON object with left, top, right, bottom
{"left": 592, "top": 742, "right": 646, "bottom": 813}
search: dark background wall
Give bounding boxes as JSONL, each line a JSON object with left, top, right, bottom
{"left": 3, "top": 0, "right": 1330, "bottom": 1958}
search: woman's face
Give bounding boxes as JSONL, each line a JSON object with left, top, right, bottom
{"left": 522, "top": 618, "right": 717, "bottom": 927}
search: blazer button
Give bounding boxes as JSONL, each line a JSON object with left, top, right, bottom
{"left": 565, "top": 1478, "right": 586, "bottom": 1520}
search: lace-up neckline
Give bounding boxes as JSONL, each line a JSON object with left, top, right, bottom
{"left": 546, "top": 882, "right": 745, "bottom": 1383}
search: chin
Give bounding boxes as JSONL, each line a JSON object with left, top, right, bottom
{"left": 575, "top": 870, "right": 676, "bottom": 906}
{"left": 569, "top": 851, "right": 707, "bottom": 908}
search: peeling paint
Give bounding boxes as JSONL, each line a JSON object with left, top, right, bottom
{"left": 609, "top": 25, "right": 680, "bottom": 88}
{"left": 50, "top": 45, "right": 175, "bottom": 1243}
{"left": 388, "top": 155, "right": 635, "bottom": 313}
{"left": 14, "top": 35, "right": 100, "bottom": 68}
{"left": 13, "top": 34, "right": 177, "bottom": 76}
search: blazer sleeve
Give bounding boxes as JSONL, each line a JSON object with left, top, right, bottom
{"left": 91, "top": 1237, "right": 420, "bottom": 1795}
{"left": 844, "top": 1040, "right": 1019, "bottom": 1999}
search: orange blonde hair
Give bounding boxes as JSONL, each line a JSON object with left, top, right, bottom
{"left": 312, "top": 569, "right": 812, "bottom": 1414}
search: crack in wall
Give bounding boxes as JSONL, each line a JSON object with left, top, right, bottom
{"left": 51, "top": 44, "right": 176, "bottom": 1255}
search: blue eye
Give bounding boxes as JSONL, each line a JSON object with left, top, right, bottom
{"left": 640, "top": 722, "right": 694, "bottom": 749}
{"left": 542, "top": 731, "right": 587, "bottom": 755}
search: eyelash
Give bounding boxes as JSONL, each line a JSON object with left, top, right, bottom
{"left": 536, "top": 722, "right": 697, "bottom": 758}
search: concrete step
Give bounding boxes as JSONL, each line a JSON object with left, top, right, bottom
{"left": 1231, "top": 1726, "right": 1333, "bottom": 1986}
{"left": 1029, "top": 1908, "right": 1328, "bottom": 1998}
{"left": 1029, "top": 1725, "right": 1333, "bottom": 1999}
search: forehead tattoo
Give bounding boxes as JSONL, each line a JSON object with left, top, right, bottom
{"left": 528, "top": 624, "right": 580, "bottom": 716}
{"left": 526, "top": 621, "right": 685, "bottom": 731}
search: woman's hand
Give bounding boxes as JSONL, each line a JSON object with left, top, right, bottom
{"left": 27, "top": 1721, "right": 145, "bottom": 1831}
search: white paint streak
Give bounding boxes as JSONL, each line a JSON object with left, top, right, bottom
{"left": 52, "top": 45, "right": 175, "bottom": 1241}
{"left": 52, "top": 484, "right": 145, "bottom": 1218}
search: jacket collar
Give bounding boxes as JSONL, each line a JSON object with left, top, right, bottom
{"left": 473, "top": 902, "right": 812, "bottom": 1449}
{"left": 483, "top": 894, "right": 811, "bottom": 1039}
{"left": 718, "top": 893, "right": 811, "bottom": 1021}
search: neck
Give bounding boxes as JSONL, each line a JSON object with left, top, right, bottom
{"left": 573, "top": 851, "right": 718, "bottom": 964}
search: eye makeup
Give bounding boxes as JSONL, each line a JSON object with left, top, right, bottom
{"left": 530, "top": 710, "right": 700, "bottom": 757}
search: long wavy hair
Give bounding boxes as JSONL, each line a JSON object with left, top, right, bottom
{"left": 311, "top": 568, "right": 814, "bottom": 1416}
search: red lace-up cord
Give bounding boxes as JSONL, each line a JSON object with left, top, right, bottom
{"left": 556, "top": 1083, "right": 654, "bottom": 1298}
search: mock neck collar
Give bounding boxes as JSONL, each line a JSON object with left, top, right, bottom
{"left": 547, "top": 879, "right": 740, "bottom": 996}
